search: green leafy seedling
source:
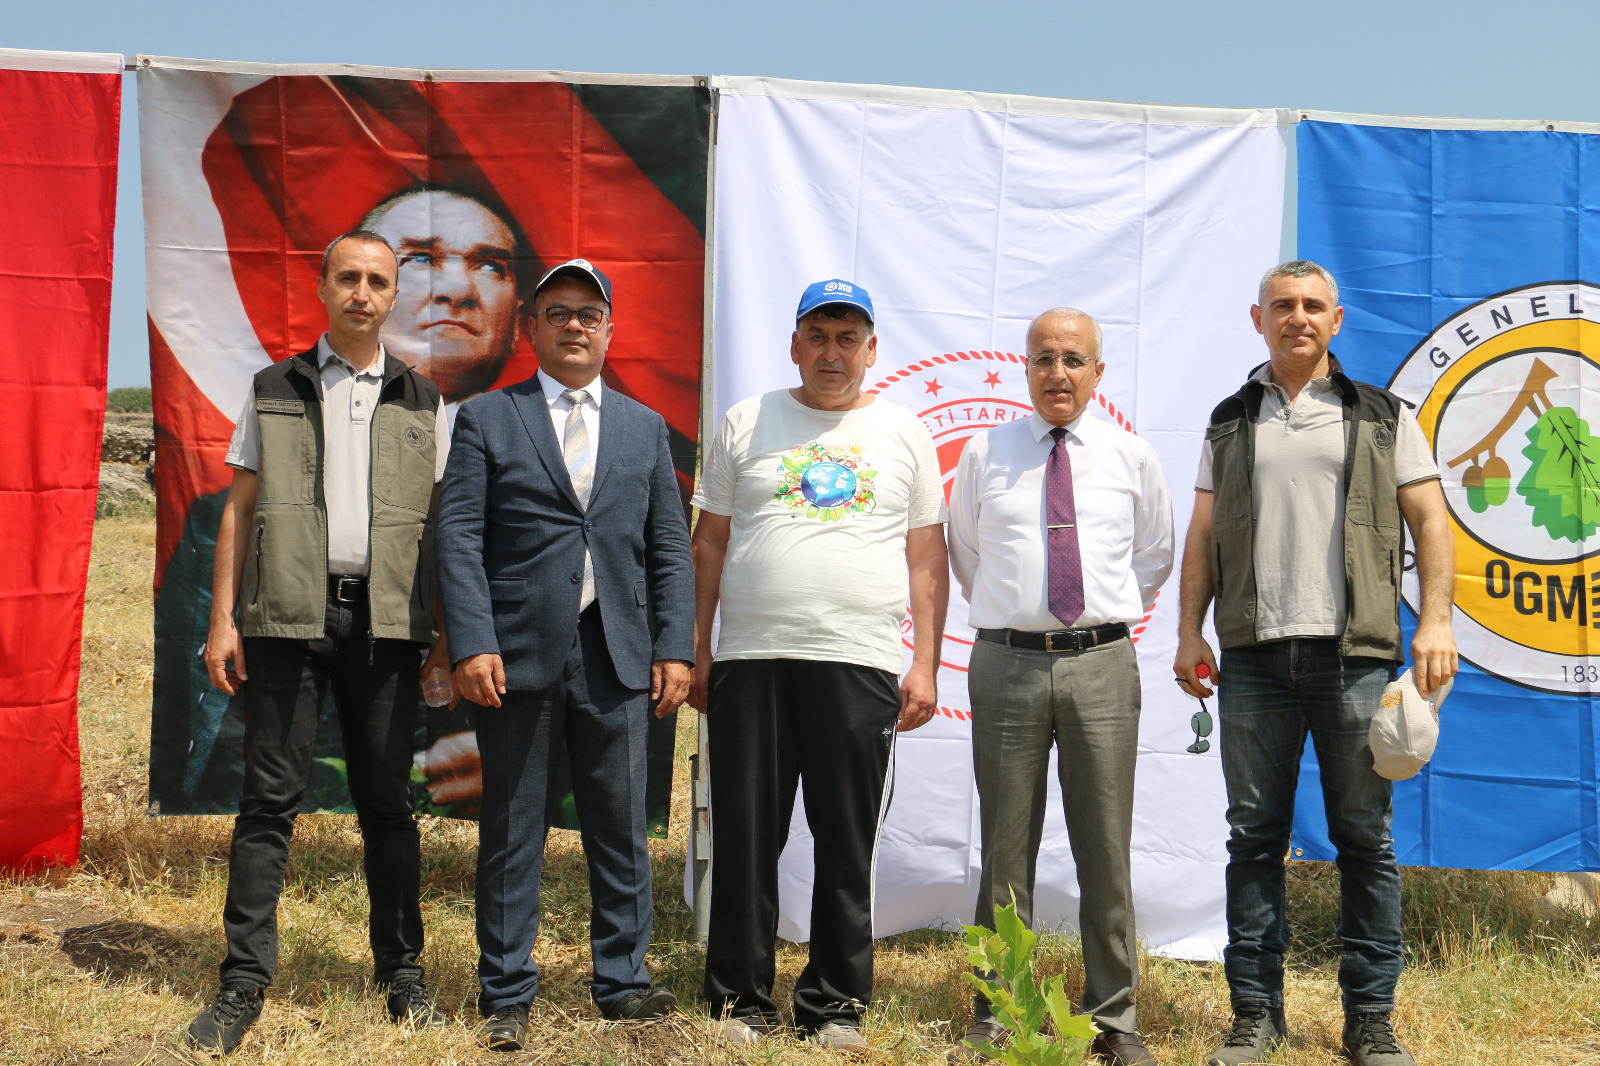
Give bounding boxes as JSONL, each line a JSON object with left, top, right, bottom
{"left": 961, "top": 894, "right": 1098, "bottom": 1065}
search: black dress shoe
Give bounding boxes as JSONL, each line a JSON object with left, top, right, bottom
{"left": 601, "top": 987, "right": 679, "bottom": 1021}
{"left": 478, "top": 1004, "right": 530, "bottom": 1052}
{"left": 1093, "top": 1030, "right": 1158, "bottom": 1066}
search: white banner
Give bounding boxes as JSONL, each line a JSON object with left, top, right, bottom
{"left": 702, "top": 77, "right": 1289, "bottom": 959}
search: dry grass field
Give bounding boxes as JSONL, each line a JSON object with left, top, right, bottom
{"left": 1, "top": 513, "right": 1597, "bottom": 1064}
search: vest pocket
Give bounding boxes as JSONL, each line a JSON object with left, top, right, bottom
{"left": 1205, "top": 419, "right": 1250, "bottom": 523}
{"left": 255, "top": 408, "right": 316, "bottom": 505}
{"left": 415, "top": 527, "right": 436, "bottom": 616}
{"left": 243, "top": 521, "right": 264, "bottom": 607}
{"left": 1212, "top": 538, "right": 1224, "bottom": 601}
{"left": 373, "top": 408, "right": 436, "bottom": 514}
{"left": 1345, "top": 421, "right": 1401, "bottom": 528}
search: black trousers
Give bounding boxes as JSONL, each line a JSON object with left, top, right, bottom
{"left": 220, "top": 593, "right": 424, "bottom": 989}
{"left": 704, "top": 658, "right": 900, "bottom": 1032}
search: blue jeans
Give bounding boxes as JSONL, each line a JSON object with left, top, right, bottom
{"left": 1218, "top": 639, "right": 1401, "bottom": 1013}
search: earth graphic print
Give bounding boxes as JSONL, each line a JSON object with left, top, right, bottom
{"left": 803, "top": 463, "right": 856, "bottom": 507}
{"left": 775, "top": 442, "right": 877, "bottom": 521}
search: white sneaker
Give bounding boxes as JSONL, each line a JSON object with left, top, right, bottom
{"left": 707, "top": 1016, "right": 765, "bottom": 1046}
{"left": 808, "top": 1022, "right": 870, "bottom": 1057}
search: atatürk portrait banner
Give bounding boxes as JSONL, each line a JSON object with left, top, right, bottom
{"left": 142, "top": 59, "right": 709, "bottom": 831}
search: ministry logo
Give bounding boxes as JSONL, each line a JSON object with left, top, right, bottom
{"left": 1389, "top": 281, "right": 1600, "bottom": 693}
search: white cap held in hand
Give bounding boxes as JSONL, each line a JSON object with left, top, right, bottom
{"left": 1369, "top": 668, "right": 1452, "bottom": 781}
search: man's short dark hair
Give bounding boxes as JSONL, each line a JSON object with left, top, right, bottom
{"left": 319, "top": 229, "right": 396, "bottom": 278}
{"left": 800, "top": 303, "right": 875, "bottom": 335}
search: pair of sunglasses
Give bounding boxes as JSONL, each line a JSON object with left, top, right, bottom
{"left": 1173, "top": 678, "right": 1214, "bottom": 754}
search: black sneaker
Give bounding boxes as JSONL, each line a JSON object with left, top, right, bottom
{"left": 185, "top": 983, "right": 264, "bottom": 1056}
{"left": 383, "top": 973, "right": 447, "bottom": 1028}
{"left": 1207, "top": 1003, "right": 1288, "bottom": 1065}
{"left": 1342, "top": 1012, "right": 1415, "bottom": 1066}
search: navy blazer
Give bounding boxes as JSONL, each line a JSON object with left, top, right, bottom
{"left": 435, "top": 375, "right": 695, "bottom": 693}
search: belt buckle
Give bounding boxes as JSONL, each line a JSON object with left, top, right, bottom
{"left": 335, "top": 577, "right": 361, "bottom": 602}
{"left": 1045, "top": 630, "right": 1070, "bottom": 653}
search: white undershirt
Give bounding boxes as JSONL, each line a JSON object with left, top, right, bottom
{"left": 535, "top": 368, "right": 603, "bottom": 453}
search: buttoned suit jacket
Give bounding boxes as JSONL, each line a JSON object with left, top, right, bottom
{"left": 435, "top": 374, "right": 695, "bottom": 693}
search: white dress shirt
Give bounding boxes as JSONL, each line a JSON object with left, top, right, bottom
{"left": 949, "top": 410, "right": 1174, "bottom": 631}
{"left": 536, "top": 368, "right": 603, "bottom": 454}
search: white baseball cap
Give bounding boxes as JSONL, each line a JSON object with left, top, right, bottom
{"left": 1369, "top": 669, "right": 1452, "bottom": 781}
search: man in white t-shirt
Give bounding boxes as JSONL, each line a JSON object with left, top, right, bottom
{"left": 688, "top": 279, "right": 950, "bottom": 1057}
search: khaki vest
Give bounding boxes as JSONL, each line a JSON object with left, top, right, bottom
{"left": 1206, "top": 357, "right": 1405, "bottom": 660}
{"left": 236, "top": 348, "right": 440, "bottom": 642}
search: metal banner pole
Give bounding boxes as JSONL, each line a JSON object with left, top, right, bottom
{"left": 689, "top": 81, "right": 720, "bottom": 948}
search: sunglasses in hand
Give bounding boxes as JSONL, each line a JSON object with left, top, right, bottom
{"left": 1174, "top": 678, "right": 1214, "bottom": 755}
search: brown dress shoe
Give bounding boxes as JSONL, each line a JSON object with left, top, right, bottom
{"left": 949, "top": 1019, "right": 1010, "bottom": 1063}
{"left": 1093, "top": 1030, "right": 1158, "bottom": 1066}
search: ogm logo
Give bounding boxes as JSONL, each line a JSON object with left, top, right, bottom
{"left": 867, "top": 350, "right": 1149, "bottom": 712}
{"left": 1390, "top": 281, "right": 1600, "bottom": 693}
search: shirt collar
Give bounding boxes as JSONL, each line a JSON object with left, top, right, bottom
{"left": 537, "top": 367, "right": 605, "bottom": 407}
{"left": 317, "top": 334, "right": 386, "bottom": 379}
{"left": 1253, "top": 361, "right": 1333, "bottom": 394}
{"left": 1028, "top": 409, "right": 1086, "bottom": 443}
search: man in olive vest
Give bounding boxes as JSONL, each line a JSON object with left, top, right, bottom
{"left": 187, "top": 230, "right": 450, "bottom": 1055}
{"left": 1174, "top": 261, "right": 1457, "bottom": 1066}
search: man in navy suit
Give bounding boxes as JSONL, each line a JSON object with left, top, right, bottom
{"left": 435, "top": 259, "right": 695, "bottom": 1050}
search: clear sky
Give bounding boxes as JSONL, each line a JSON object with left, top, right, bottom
{"left": 11, "top": 0, "right": 1600, "bottom": 387}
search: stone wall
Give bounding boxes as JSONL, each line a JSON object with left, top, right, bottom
{"left": 98, "top": 417, "right": 155, "bottom": 517}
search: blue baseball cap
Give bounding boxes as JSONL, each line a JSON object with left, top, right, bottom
{"left": 796, "top": 278, "right": 874, "bottom": 324}
{"left": 534, "top": 258, "right": 613, "bottom": 305}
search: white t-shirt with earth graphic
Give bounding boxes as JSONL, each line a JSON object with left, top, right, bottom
{"left": 692, "top": 389, "right": 948, "bottom": 673}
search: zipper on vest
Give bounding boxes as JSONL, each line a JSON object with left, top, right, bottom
{"left": 250, "top": 525, "right": 263, "bottom": 606}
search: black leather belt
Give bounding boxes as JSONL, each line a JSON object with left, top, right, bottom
{"left": 328, "top": 575, "right": 368, "bottom": 603}
{"left": 977, "top": 622, "right": 1128, "bottom": 653}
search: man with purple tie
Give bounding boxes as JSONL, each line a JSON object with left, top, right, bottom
{"left": 947, "top": 308, "right": 1174, "bottom": 1066}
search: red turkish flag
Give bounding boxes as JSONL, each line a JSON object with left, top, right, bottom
{"left": 0, "top": 58, "right": 121, "bottom": 870}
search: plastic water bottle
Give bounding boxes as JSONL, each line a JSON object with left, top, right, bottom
{"left": 422, "top": 663, "right": 453, "bottom": 707}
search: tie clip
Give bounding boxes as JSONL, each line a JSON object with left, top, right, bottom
{"left": 1048, "top": 523, "right": 1074, "bottom": 529}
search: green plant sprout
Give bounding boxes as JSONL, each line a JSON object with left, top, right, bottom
{"left": 961, "top": 894, "right": 1099, "bottom": 1065}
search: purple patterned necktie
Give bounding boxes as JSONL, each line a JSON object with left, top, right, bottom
{"left": 1046, "top": 426, "right": 1085, "bottom": 628}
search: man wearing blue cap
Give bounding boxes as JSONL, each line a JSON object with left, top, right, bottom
{"left": 435, "top": 259, "right": 696, "bottom": 1050}
{"left": 689, "top": 279, "right": 950, "bottom": 1056}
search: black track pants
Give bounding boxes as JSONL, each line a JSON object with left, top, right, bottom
{"left": 703, "top": 658, "right": 900, "bottom": 1032}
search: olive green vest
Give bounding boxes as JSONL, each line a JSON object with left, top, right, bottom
{"left": 236, "top": 348, "right": 441, "bottom": 642}
{"left": 1206, "top": 357, "right": 1406, "bottom": 661}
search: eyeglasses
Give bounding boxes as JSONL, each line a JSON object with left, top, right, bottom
{"left": 539, "top": 305, "right": 608, "bottom": 331}
{"left": 1029, "top": 354, "right": 1094, "bottom": 372}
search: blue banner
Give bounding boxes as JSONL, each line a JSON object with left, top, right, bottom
{"left": 1295, "top": 119, "right": 1600, "bottom": 871}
